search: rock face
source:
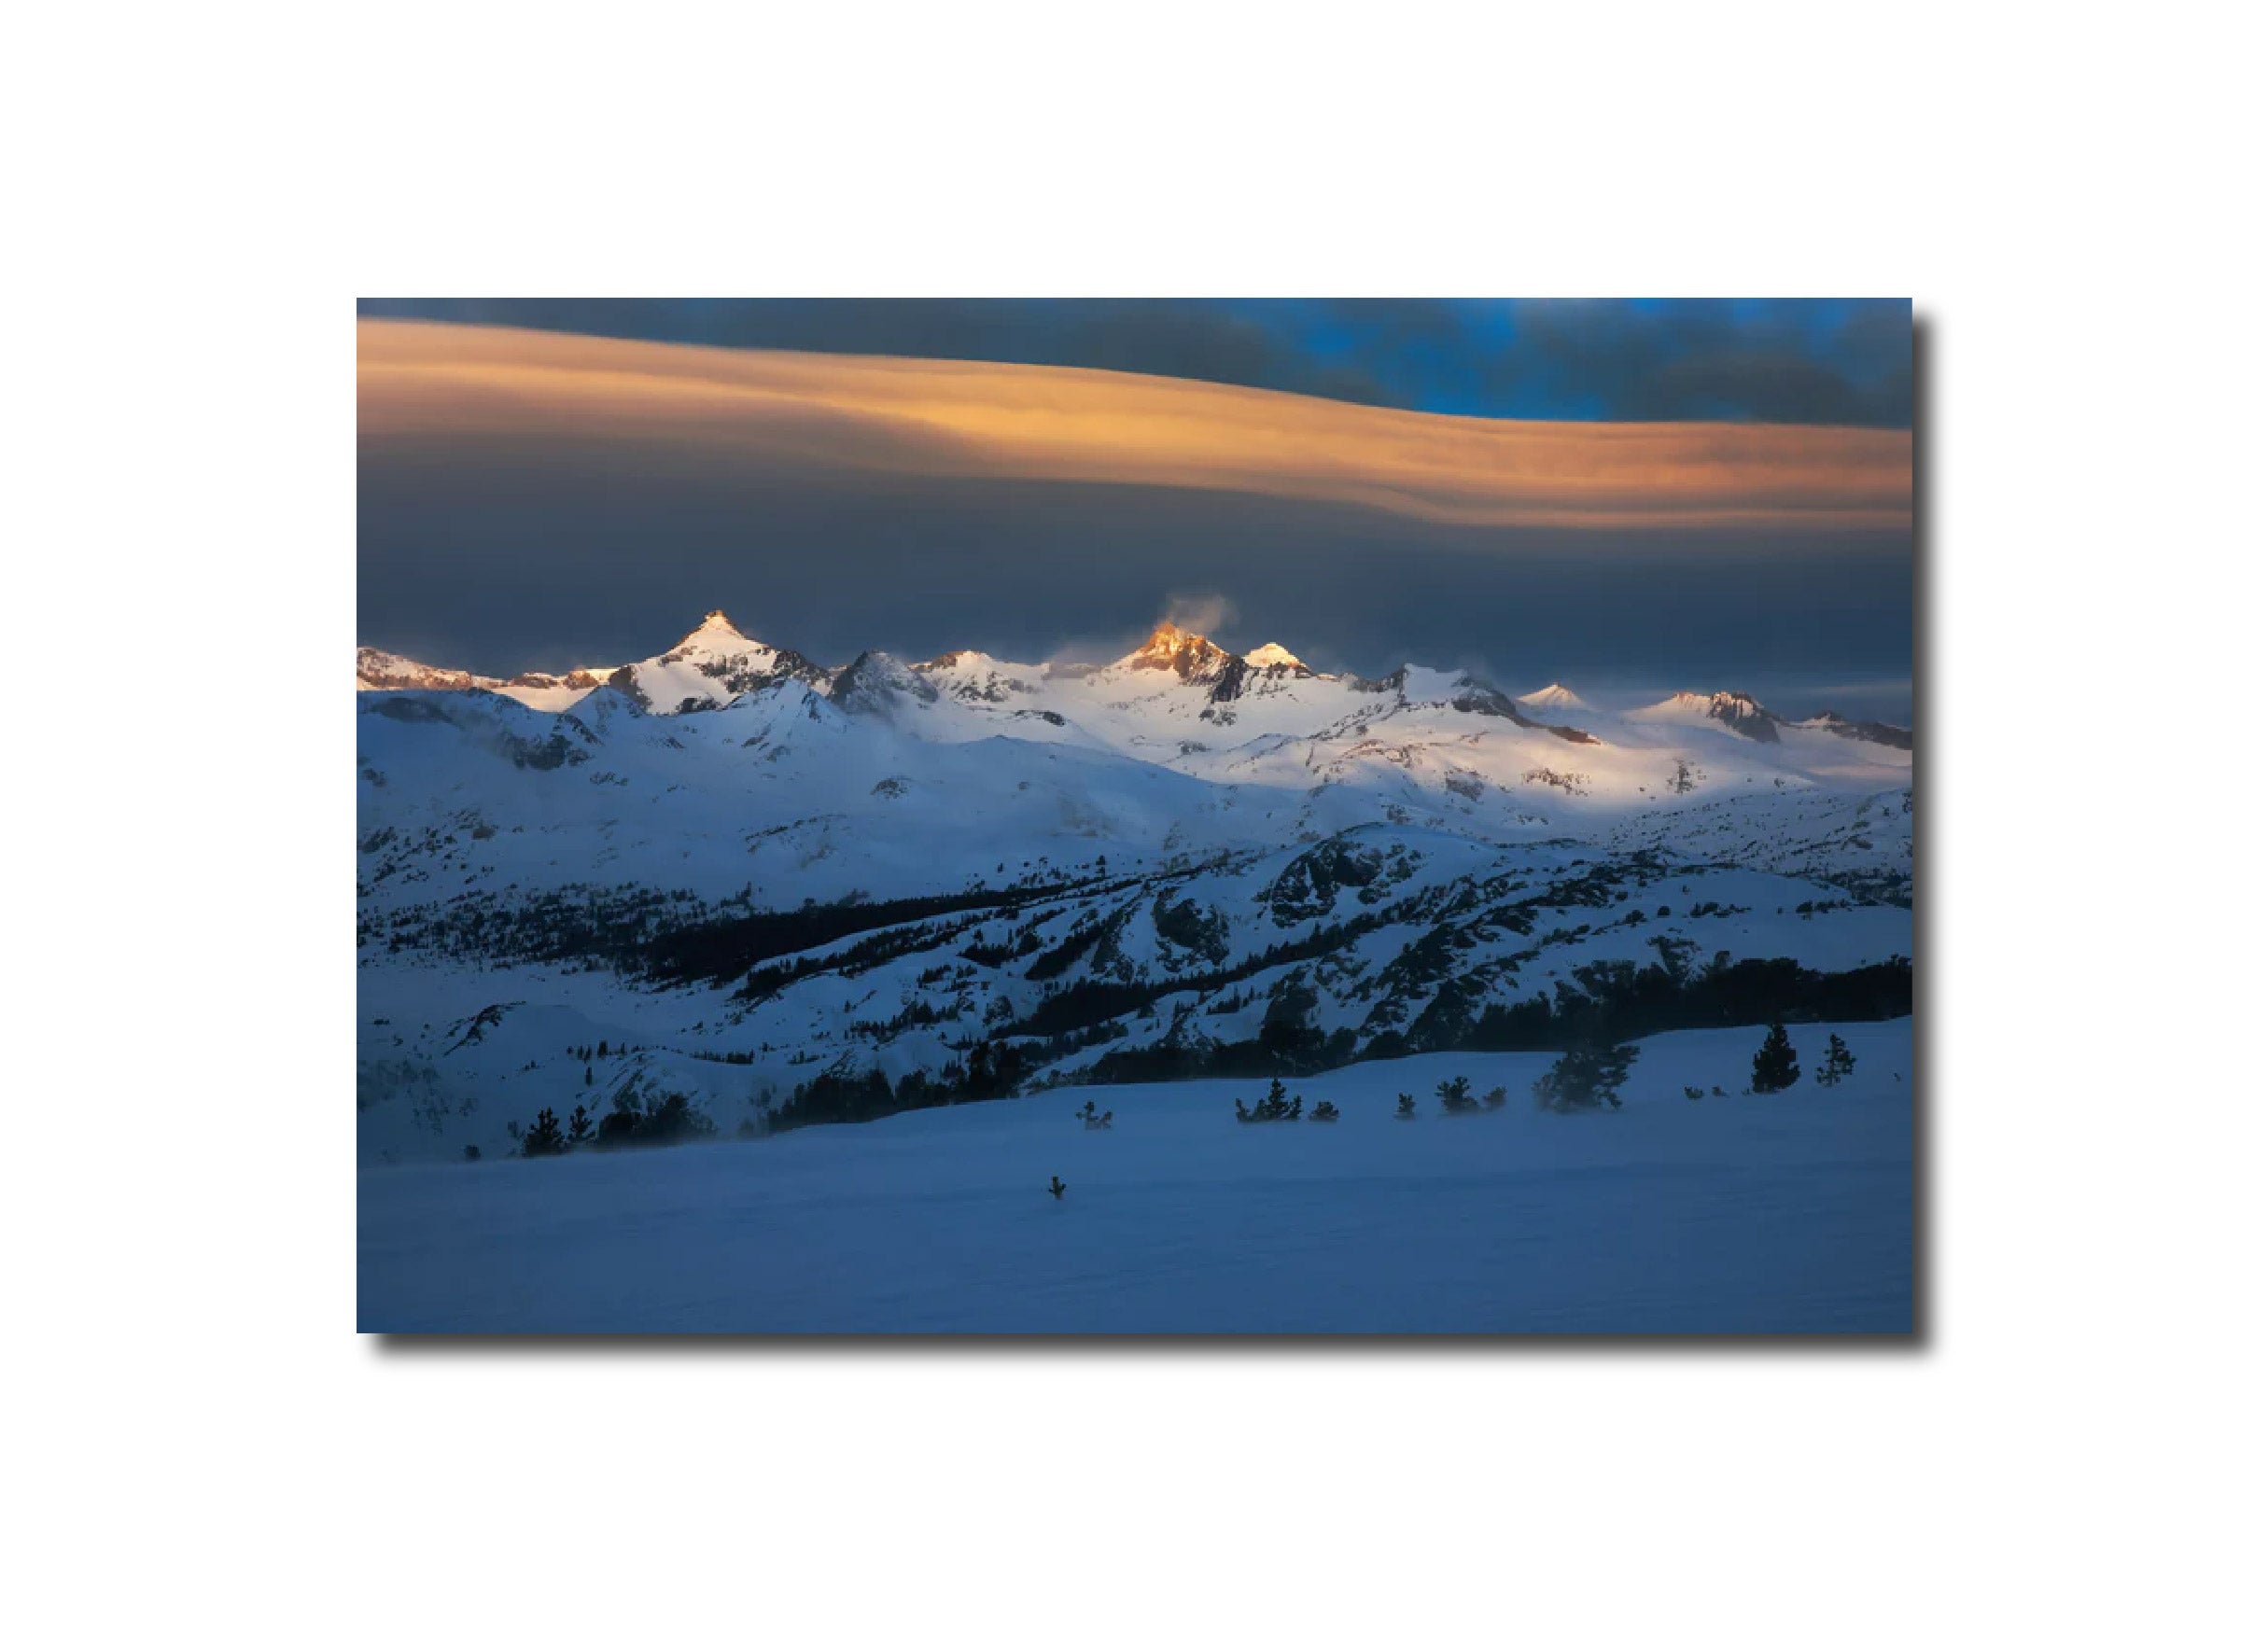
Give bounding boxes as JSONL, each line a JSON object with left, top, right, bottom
{"left": 1800, "top": 712, "right": 1915, "bottom": 751}
{"left": 1705, "top": 691, "right": 1781, "bottom": 744}
{"left": 831, "top": 650, "right": 941, "bottom": 716}
{"left": 1121, "top": 622, "right": 1237, "bottom": 686}
{"left": 1637, "top": 689, "right": 1783, "bottom": 744}
{"left": 357, "top": 648, "right": 498, "bottom": 692}
{"left": 1447, "top": 676, "right": 1527, "bottom": 723}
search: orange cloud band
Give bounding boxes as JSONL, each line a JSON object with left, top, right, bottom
{"left": 358, "top": 317, "right": 1911, "bottom": 533}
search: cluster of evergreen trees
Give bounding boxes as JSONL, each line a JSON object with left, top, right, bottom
{"left": 766, "top": 1039, "right": 1028, "bottom": 1134}
{"left": 1667, "top": 1026, "right": 1865, "bottom": 1100}
{"left": 1426, "top": 1076, "right": 1516, "bottom": 1115}
{"left": 1234, "top": 1079, "right": 1303, "bottom": 1122}
{"left": 1064, "top": 955, "right": 1909, "bottom": 1088}
{"left": 480, "top": 1020, "right": 1876, "bottom": 1158}
{"left": 1531, "top": 1041, "right": 1639, "bottom": 1112}
{"left": 1020, "top": 909, "right": 1394, "bottom": 1040}
{"left": 1234, "top": 1079, "right": 1359, "bottom": 1122}
{"left": 507, "top": 1084, "right": 721, "bottom": 1158}
{"left": 514, "top": 1105, "right": 591, "bottom": 1157}
{"left": 591, "top": 1089, "right": 718, "bottom": 1149}
{"left": 1462, "top": 955, "right": 1909, "bottom": 1052}
{"left": 1743, "top": 1024, "right": 1859, "bottom": 1094}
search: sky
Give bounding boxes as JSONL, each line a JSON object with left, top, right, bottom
{"left": 357, "top": 300, "right": 1914, "bottom": 721}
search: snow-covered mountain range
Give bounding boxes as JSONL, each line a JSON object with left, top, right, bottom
{"left": 357, "top": 611, "right": 1913, "bottom": 1164}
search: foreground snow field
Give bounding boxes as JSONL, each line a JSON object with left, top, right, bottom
{"left": 360, "top": 1019, "right": 1913, "bottom": 1334}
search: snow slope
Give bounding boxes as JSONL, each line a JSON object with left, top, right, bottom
{"left": 358, "top": 1018, "right": 1914, "bottom": 1333}
{"left": 357, "top": 610, "right": 1913, "bottom": 1169}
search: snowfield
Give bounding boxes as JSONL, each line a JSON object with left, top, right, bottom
{"left": 359, "top": 1018, "right": 1913, "bottom": 1334}
{"left": 357, "top": 610, "right": 1913, "bottom": 1332}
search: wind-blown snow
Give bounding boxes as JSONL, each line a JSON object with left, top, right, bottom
{"left": 358, "top": 1019, "right": 1913, "bottom": 1333}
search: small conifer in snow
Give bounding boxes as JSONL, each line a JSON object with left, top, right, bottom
{"left": 1235, "top": 1079, "right": 1302, "bottom": 1122}
{"left": 1751, "top": 1023, "right": 1800, "bottom": 1094}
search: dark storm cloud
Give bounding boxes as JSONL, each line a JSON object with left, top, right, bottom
{"left": 357, "top": 298, "right": 1911, "bottom": 427}
{"left": 359, "top": 449, "right": 1913, "bottom": 722}
{"left": 361, "top": 455, "right": 1911, "bottom": 723}
{"left": 1487, "top": 300, "right": 1914, "bottom": 427}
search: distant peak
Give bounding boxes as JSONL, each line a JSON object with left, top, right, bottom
{"left": 1518, "top": 682, "right": 1590, "bottom": 711}
{"left": 669, "top": 609, "right": 763, "bottom": 650}
{"left": 1243, "top": 641, "right": 1303, "bottom": 670}
{"left": 832, "top": 648, "right": 939, "bottom": 713}
{"left": 1123, "top": 621, "right": 1232, "bottom": 681}
{"left": 1636, "top": 688, "right": 1779, "bottom": 743}
{"left": 1141, "top": 620, "right": 1211, "bottom": 649}
{"left": 662, "top": 607, "right": 779, "bottom": 662}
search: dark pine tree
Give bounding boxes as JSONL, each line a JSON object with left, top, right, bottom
{"left": 521, "top": 1107, "right": 568, "bottom": 1157}
{"left": 1237, "top": 1079, "right": 1302, "bottom": 1122}
{"left": 1752, "top": 1023, "right": 1800, "bottom": 1094}
{"left": 1532, "top": 1042, "right": 1639, "bottom": 1113}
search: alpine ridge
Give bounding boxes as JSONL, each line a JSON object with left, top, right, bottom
{"left": 357, "top": 614, "right": 1911, "bottom": 747}
{"left": 357, "top": 609, "right": 1914, "bottom": 1164}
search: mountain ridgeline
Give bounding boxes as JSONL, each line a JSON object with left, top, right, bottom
{"left": 356, "top": 611, "right": 1913, "bottom": 1161}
